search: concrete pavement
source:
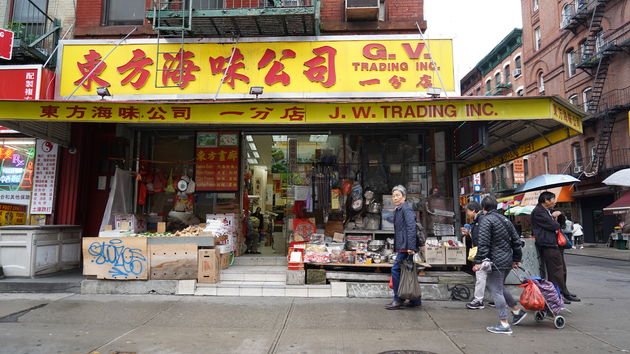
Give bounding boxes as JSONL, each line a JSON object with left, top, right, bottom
{"left": 564, "top": 244, "right": 630, "bottom": 262}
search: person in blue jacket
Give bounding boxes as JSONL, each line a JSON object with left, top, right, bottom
{"left": 385, "top": 185, "right": 421, "bottom": 310}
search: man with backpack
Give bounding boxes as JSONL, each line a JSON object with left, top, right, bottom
{"left": 474, "top": 196, "right": 527, "bottom": 334}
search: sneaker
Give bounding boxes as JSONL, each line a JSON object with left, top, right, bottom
{"left": 511, "top": 309, "right": 527, "bottom": 326}
{"left": 488, "top": 302, "right": 496, "bottom": 308}
{"left": 466, "top": 300, "right": 485, "bottom": 309}
{"left": 486, "top": 323, "right": 512, "bottom": 335}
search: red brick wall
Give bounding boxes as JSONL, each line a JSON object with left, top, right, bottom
{"left": 320, "top": 0, "right": 344, "bottom": 23}
{"left": 386, "top": 0, "right": 422, "bottom": 20}
{"left": 75, "top": 0, "right": 103, "bottom": 27}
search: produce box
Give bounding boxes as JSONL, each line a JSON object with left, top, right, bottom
{"left": 198, "top": 249, "right": 220, "bottom": 283}
{"left": 115, "top": 214, "right": 147, "bottom": 233}
{"left": 425, "top": 246, "right": 446, "bottom": 265}
{"left": 445, "top": 246, "right": 466, "bottom": 265}
{"left": 220, "top": 252, "right": 230, "bottom": 270}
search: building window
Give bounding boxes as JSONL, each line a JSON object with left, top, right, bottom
{"left": 102, "top": 0, "right": 145, "bottom": 26}
{"left": 567, "top": 50, "right": 576, "bottom": 77}
{"left": 10, "top": 0, "right": 47, "bottom": 36}
{"left": 561, "top": 4, "right": 572, "bottom": 28}
{"left": 485, "top": 79, "right": 492, "bottom": 93}
{"left": 586, "top": 139, "right": 596, "bottom": 164}
{"left": 543, "top": 153, "right": 549, "bottom": 174}
{"left": 534, "top": 27, "right": 542, "bottom": 50}
{"left": 538, "top": 72, "right": 545, "bottom": 93}
{"left": 476, "top": 87, "right": 481, "bottom": 96}
{"left": 495, "top": 72, "right": 501, "bottom": 86}
{"left": 569, "top": 94, "right": 579, "bottom": 107}
{"left": 524, "top": 158, "right": 529, "bottom": 180}
{"left": 572, "top": 143, "right": 583, "bottom": 169}
{"left": 504, "top": 64, "right": 511, "bottom": 83}
{"left": 579, "top": 40, "right": 587, "bottom": 61}
{"left": 583, "top": 87, "right": 592, "bottom": 111}
{"left": 516, "top": 88, "right": 524, "bottom": 96}
{"left": 595, "top": 31, "right": 604, "bottom": 52}
{"left": 533, "top": 0, "right": 539, "bottom": 12}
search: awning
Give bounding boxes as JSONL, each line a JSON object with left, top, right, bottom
{"left": 603, "top": 191, "right": 630, "bottom": 215}
{"left": 520, "top": 185, "right": 574, "bottom": 206}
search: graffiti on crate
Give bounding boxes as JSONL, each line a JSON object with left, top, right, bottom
{"left": 87, "top": 238, "right": 147, "bottom": 277}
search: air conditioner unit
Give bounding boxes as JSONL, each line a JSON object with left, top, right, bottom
{"left": 513, "top": 68, "right": 522, "bottom": 77}
{"left": 345, "top": 0, "right": 379, "bottom": 21}
{"left": 574, "top": 165, "right": 583, "bottom": 173}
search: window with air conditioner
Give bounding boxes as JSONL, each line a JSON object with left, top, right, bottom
{"left": 103, "top": 0, "right": 145, "bottom": 26}
{"left": 561, "top": 4, "right": 572, "bottom": 28}
{"left": 345, "top": 0, "right": 379, "bottom": 21}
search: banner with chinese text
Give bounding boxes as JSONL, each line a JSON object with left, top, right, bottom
{"left": 0, "top": 203, "right": 26, "bottom": 225}
{"left": 195, "top": 132, "right": 239, "bottom": 192}
{"left": 0, "top": 97, "right": 584, "bottom": 133}
{"left": 57, "top": 36, "right": 455, "bottom": 99}
{"left": 30, "top": 140, "right": 58, "bottom": 214}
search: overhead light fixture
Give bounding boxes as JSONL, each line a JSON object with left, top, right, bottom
{"left": 248, "top": 143, "right": 257, "bottom": 151}
{"left": 249, "top": 86, "right": 264, "bottom": 98}
{"left": 247, "top": 152, "right": 252, "bottom": 158}
{"left": 272, "top": 135, "right": 287, "bottom": 142}
{"left": 247, "top": 158, "right": 258, "bottom": 164}
{"left": 309, "top": 135, "right": 328, "bottom": 143}
{"left": 1, "top": 139, "right": 36, "bottom": 145}
{"left": 253, "top": 151, "right": 260, "bottom": 158}
{"left": 96, "top": 86, "right": 111, "bottom": 99}
{"left": 246, "top": 135, "right": 254, "bottom": 142}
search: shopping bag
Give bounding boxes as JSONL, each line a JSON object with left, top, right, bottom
{"left": 388, "top": 275, "right": 394, "bottom": 289}
{"left": 397, "top": 257, "right": 422, "bottom": 300}
{"left": 519, "top": 279, "right": 545, "bottom": 311}
{"left": 557, "top": 229, "right": 567, "bottom": 247}
{"left": 467, "top": 246, "right": 478, "bottom": 262}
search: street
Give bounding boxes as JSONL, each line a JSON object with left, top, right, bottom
{"left": 1, "top": 254, "right": 629, "bottom": 354}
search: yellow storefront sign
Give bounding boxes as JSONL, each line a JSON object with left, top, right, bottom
{"left": 57, "top": 36, "right": 455, "bottom": 99}
{"left": 0, "top": 97, "right": 584, "bottom": 131}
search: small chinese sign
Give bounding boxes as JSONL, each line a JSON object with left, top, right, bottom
{"left": 0, "top": 203, "right": 26, "bottom": 225}
{"left": 0, "top": 28, "right": 14, "bottom": 60}
{"left": 195, "top": 132, "right": 239, "bottom": 192}
{"left": 0, "top": 65, "right": 41, "bottom": 100}
{"left": 57, "top": 36, "right": 455, "bottom": 99}
{"left": 513, "top": 158, "right": 525, "bottom": 184}
{"left": 30, "top": 140, "right": 58, "bottom": 214}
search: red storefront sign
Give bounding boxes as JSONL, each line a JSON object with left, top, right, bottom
{"left": 0, "top": 65, "right": 55, "bottom": 100}
{"left": 0, "top": 29, "right": 14, "bottom": 60}
{"left": 195, "top": 132, "right": 240, "bottom": 192}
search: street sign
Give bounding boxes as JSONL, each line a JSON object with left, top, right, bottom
{"left": 0, "top": 29, "right": 14, "bottom": 60}
{"left": 473, "top": 185, "right": 481, "bottom": 192}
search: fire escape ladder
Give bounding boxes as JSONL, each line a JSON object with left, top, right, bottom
{"left": 152, "top": 0, "right": 193, "bottom": 88}
{"left": 588, "top": 57, "right": 609, "bottom": 113}
{"left": 585, "top": 113, "right": 616, "bottom": 176}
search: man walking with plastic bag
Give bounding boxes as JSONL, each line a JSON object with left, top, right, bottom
{"left": 385, "top": 185, "right": 421, "bottom": 310}
{"left": 473, "top": 196, "right": 527, "bottom": 334}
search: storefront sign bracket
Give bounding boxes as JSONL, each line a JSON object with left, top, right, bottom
{"left": 65, "top": 27, "right": 138, "bottom": 100}
{"left": 213, "top": 37, "right": 240, "bottom": 101}
{"left": 416, "top": 21, "right": 448, "bottom": 99}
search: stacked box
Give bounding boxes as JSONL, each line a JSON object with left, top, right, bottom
{"left": 425, "top": 246, "right": 446, "bottom": 265}
{"left": 445, "top": 246, "right": 466, "bottom": 265}
{"left": 198, "top": 249, "right": 220, "bottom": 283}
{"left": 220, "top": 252, "right": 230, "bottom": 270}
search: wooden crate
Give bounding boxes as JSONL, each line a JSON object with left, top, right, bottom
{"left": 198, "top": 248, "right": 220, "bottom": 283}
{"left": 220, "top": 252, "right": 230, "bottom": 270}
{"left": 425, "top": 246, "right": 446, "bottom": 265}
{"left": 150, "top": 243, "right": 198, "bottom": 280}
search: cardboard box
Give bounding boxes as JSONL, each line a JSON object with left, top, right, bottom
{"left": 198, "top": 249, "right": 220, "bottom": 283}
{"left": 445, "top": 246, "right": 466, "bottom": 265}
{"left": 220, "top": 252, "right": 230, "bottom": 270}
{"left": 115, "top": 214, "right": 147, "bottom": 233}
{"left": 425, "top": 246, "right": 446, "bottom": 265}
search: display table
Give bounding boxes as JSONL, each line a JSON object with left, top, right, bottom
{"left": 0, "top": 225, "right": 82, "bottom": 277}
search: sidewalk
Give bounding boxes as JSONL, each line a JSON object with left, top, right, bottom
{"left": 564, "top": 243, "right": 630, "bottom": 262}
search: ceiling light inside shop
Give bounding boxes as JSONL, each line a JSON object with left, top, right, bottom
{"left": 248, "top": 143, "right": 257, "bottom": 150}
{"left": 272, "top": 135, "right": 287, "bottom": 142}
{"left": 246, "top": 135, "right": 254, "bottom": 142}
{"left": 309, "top": 135, "right": 328, "bottom": 143}
{"left": 247, "top": 158, "right": 258, "bottom": 164}
{"left": 253, "top": 152, "right": 260, "bottom": 158}
{"left": 247, "top": 152, "right": 253, "bottom": 158}
{"left": 1, "top": 139, "right": 35, "bottom": 145}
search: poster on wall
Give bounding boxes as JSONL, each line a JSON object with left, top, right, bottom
{"left": 0, "top": 139, "right": 35, "bottom": 206}
{"left": 30, "top": 139, "right": 58, "bottom": 214}
{"left": 195, "top": 132, "right": 239, "bottom": 192}
{"left": 0, "top": 203, "right": 26, "bottom": 225}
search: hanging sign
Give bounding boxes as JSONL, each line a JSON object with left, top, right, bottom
{"left": 513, "top": 158, "right": 525, "bottom": 184}
{"left": 30, "top": 140, "right": 58, "bottom": 214}
{"left": 0, "top": 29, "right": 14, "bottom": 60}
{"left": 195, "top": 132, "right": 239, "bottom": 192}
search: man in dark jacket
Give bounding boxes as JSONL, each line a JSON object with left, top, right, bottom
{"left": 531, "top": 191, "right": 580, "bottom": 302}
{"left": 461, "top": 201, "right": 488, "bottom": 309}
{"left": 474, "top": 196, "right": 526, "bottom": 334}
{"left": 385, "top": 185, "right": 421, "bottom": 310}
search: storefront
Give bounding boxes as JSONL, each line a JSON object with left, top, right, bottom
{"left": 0, "top": 35, "right": 586, "bottom": 290}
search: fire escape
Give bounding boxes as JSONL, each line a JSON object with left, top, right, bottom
{"left": 562, "top": 0, "right": 630, "bottom": 175}
{"left": 5, "top": 0, "right": 61, "bottom": 66}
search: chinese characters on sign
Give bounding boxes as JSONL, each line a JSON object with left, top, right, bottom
{"left": 513, "top": 158, "right": 525, "bottom": 184}
{"left": 195, "top": 132, "right": 239, "bottom": 192}
{"left": 59, "top": 37, "right": 456, "bottom": 98}
{"left": 0, "top": 67, "right": 39, "bottom": 100}
{"left": 30, "top": 140, "right": 58, "bottom": 214}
